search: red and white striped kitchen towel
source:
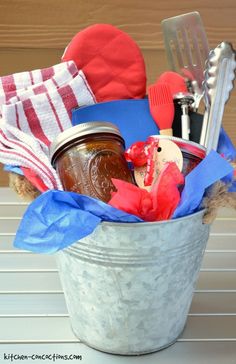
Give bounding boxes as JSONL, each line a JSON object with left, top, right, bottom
{"left": 0, "top": 61, "right": 76, "bottom": 106}
{"left": 0, "top": 61, "right": 96, "bottom": 190}
{"left": 0, "top": 120, "right": 62, "bottom": 190}
{"left": 2, "top": 61, "right": 79, "bottom": 110}
{"left": 2, "top": 69, "right": 96, "bottom": 147}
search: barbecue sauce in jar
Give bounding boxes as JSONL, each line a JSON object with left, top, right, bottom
{"left": 50, "top": 122, "right": 133, "bottom": 203}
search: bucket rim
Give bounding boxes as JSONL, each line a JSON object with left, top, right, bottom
{"left": 101, "top": 209, "right": 206, "bottom": 228}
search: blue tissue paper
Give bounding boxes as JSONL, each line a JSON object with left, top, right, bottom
{"left": 218, "top": 128, "right": 236, "bottom": 161}
{"left": 218, "top": 128, "right": 236, "bottom": 191}
{"left": 228, "top": 180, "right": 236, "bottom": 192}
{"left": 13, "top": 152, "right": 234, "bottom": 254}
{"left": 173, "top": 150, "right": 234, "bottom": 218}
{"left": 14, "top": 190, "right": 142, "bottom": 254}
{"left": 4, "top": 165, "right": 23, "bottom": 175}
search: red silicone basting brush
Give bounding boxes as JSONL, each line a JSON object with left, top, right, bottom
{"left": 148, "top": 82, "right": 175, "bottom": 136}
{"left": 156, "top": 71, "right": 188, "bottom": 96}
{"left": 157, "top": 71, "right": 194, "bottom": 140}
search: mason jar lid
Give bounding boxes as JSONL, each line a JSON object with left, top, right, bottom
{"left": 148, "top": 135, "right": 206, "bottom": 159}
{"left": 50, "top": 121, "right": 123, "bottom": 163}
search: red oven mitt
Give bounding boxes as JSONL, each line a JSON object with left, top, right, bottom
{"left": 62, "top": 24, "right": 146, "bottom": 102}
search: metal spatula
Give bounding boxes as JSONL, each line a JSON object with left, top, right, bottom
{"left": 161, "top": 12, "right": 209, "bottom": 109}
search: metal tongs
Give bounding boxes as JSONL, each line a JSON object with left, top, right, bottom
{"left": 200, "top": 42, "right": 236, "bottom": 153}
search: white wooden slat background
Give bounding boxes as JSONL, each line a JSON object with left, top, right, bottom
{"left": 0, "top": 188, "right": 235, "bottom": 363}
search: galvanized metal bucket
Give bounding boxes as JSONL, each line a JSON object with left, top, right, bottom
{"left": 56, "top": 209, "right": 210, "bottom": 355}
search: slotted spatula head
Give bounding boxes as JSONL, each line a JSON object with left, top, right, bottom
{"left": 161, "top": 12, "right": 209, "bottom": 93}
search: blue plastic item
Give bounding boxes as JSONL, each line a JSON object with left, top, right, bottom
{"left": 72, "top": 99, "right": 159, "bottom": 148}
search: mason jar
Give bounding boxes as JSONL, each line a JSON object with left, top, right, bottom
{"left": 148, "top": 135, "right": 206, "bottom": 176}
{"left": 50, "top": 121, "right": 133, "bottom": 203}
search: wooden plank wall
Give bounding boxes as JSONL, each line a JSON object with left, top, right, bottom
{"left": 0, "top": 0, "right": 236, "bottom": 186}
